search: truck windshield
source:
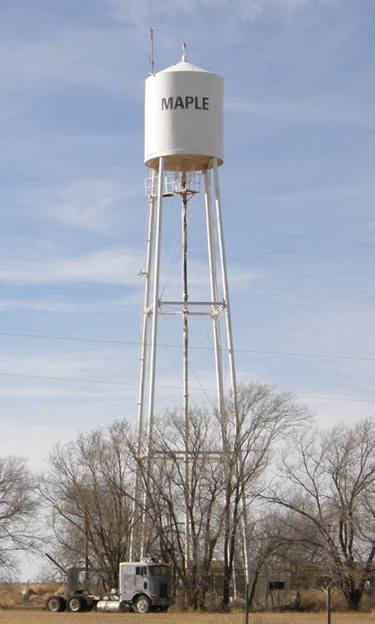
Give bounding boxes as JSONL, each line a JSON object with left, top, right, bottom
{"left": 149, "top": 565, "right": 169, "bottom": 576}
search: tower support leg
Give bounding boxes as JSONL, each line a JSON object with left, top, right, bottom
{"left": 204, "top": 169, "right": 225, "bottom": 414}
{"left": 181, "top": 181, "right": 190, "bottom": 571}
{"left": 212, "top": 160, "right": 251, "bottom": 585}
{"left": 129, "top": 171, "right": 156, "bottom": 562}
{"left": 140, "top": 157, "right": 165, "bottom": 559}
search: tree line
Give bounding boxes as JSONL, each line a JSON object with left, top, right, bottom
{"left": 2, "top": 382, "right": 375, "bottom": 611}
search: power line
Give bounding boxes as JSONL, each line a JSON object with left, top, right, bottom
{"left": 0, "top": 371, "right": 173, "bottom": 391}
{"left": 0, "top": 370, "right": 375, "bottom": 406}
{"left": 0, "top": 371, "right": 133, "bottom": 387}
{"left": 237, "top": 348, "right": 375, "bottom": 363}
{"left": 298, "top": 394, "right": 375, "bottom": 406}
{"left": 0, "top": 331, "right": 374, "bottom": 363}
{"left": 0, "top": 331, "right": 131, "bottom": 346}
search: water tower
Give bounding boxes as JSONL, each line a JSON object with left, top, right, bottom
{"left": 130, "top": 48, "right": 249, "bottom": 580}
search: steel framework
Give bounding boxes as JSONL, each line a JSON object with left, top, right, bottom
{"left": 129, "top": 157, "right": 250, "bottom": 582}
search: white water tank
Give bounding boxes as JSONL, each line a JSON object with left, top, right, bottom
{"left": 144, "top": 59, "right": 223, "bottom": 172}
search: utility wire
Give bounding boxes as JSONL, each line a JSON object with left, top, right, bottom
{"left": 0, "top": 371, "right": 173, "bottom": 391}
{"left": 0, "top": 332, "right": 374, "bottom": 363}
{"left": 0, "top": 370, "right": 374, "bottom": 406}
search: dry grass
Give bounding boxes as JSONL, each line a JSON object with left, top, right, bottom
{"left": 1, "top": 584, "right": 375, "bottom": 623}
{"left": 1, "top": 612, "right": 375, "bottom": 624}
{"left": 0, "top": 582, "right": 61, "bottom": 610}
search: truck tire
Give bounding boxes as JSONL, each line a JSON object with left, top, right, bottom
{"left": 85, "top": 596, "right": 96, "bottom": 611}
{"left": 68, "top": 595, "right": 86, "bottom": 612}
{"left": 46, "top": 595, "right": 66, "bottom": 612}
{"left": 132, "top": 594, "right": 151, "bottom": 613}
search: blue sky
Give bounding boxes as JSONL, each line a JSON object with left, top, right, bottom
{"left": 1, "top": 0, "right": 375, "bottom": 575}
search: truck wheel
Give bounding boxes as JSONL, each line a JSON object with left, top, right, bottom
{"left": 68, "top": 595, "right": 86, "bottom": 612}
{"left": 86, "top": 598, "right": 96, "bottom": 611}
{"left": 132, "top": 594, "right": 151, "bottom": 613}
{"left": 46, "top": 595, "right": 66, "bottom": 612}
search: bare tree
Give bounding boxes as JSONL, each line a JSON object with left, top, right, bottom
{"left": 0, "top": 456, "right": 38, "bottom": 574}
{"left": 39, "top": 420, "right": 134, "bottom": 588}
{"left": 38, "top": 383, "right": 307, "bottom": 608}
{"left": 267, "top": 418, "right": 375, "bottom": 609}
{"left": 130, "top": 407, "right": 225, "bottom": 609}
{"left": 131, "top": 383, "right": 307, "bottom": 609}
{"left": 218, "top": 383, "right": 307, "bottom": 608}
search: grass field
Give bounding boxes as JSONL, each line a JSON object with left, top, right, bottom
{"left": 1, "top": 584, "right": 375, "bottom": 623}
{"left": 0, "top": 612, "right": 375, "bottom": 624}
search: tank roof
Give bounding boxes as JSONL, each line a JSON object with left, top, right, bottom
{"left": 159, "top": 60, "right": 218, "bottom": 76}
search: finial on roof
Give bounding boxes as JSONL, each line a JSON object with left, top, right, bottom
{"left": 181, "top": 42, "right": 187, "bottom": 62}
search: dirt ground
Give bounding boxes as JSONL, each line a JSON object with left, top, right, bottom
{"left": 0, "top": 611, "right": 375, "bottom": 624}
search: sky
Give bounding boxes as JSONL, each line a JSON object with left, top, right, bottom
{"left": 1, "top": 0, "right": 375, "bottom": 577}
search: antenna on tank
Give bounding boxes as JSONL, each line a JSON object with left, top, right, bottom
{"left": 181, "top": 42, "right": 187, "bottom": 62}
{"left": 149, "top": 27, "right": 155, "bottom": 75}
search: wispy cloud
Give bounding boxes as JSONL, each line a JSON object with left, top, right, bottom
{"left": 0, "top": 247, "right": 144, "bottom": 286}
{"left": 111, "top": 0, "right": 324, "bottom": 25}
{"left": 0, "top": 346, "right": 139, "bottom": 395}
{"left": 0, "top": 243, "right": 258, "bottom": 291}
{"left": 34, "top": 179, "right": 139, "bottom": 233}
{"left": 299, "top": 397, "right": 375, "bottom": 429}
{"left": 236, "top": 0, "right": 317, "bottom": 21}
{"left": 0, "top": 295, "right": 140, "bottom": 313}
{"left": 0, "top": 26, "right": 142, "bottom": 95}
{"left": 226, "top": 95, "right": 374, "bottom": 127}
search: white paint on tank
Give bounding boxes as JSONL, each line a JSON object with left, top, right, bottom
{"left": 144, "top": 60, "right": 223, "bottom": 171}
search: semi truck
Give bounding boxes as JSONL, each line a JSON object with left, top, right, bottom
{"left": 45, "top": 556, "right": 171, "bottom": 614}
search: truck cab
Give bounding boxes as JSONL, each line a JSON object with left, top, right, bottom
{"left": 119, "top": 561, "right": 171, "bottom": 613}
